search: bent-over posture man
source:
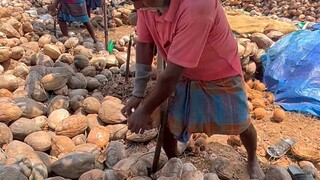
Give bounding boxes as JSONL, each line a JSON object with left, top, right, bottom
{"left": 122, "top": 0, "right": 265, "bottom": 179}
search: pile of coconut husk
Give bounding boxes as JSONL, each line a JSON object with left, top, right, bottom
{"left": 222, "top": 0, "right": 320, "bottom": 23}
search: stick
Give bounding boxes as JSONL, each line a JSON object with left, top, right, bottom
{"left": 103, "top": 0, "right": 108, "bottom": 51}
{"left": 53, "top": 17, "right": 57, "bottom": 37}
{"left": 125, "top": 34, "right": 133, "bottom": 82}
{"left": 151, "top": 53, "right": 168, "bottom": 174}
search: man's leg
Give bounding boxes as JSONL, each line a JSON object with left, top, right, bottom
{"left": 58, "top": 20, "right": 68, "bottom": 36}
{"left": 87, "top": 6, "right": 91, "bottom": 17}
{"left": 163, "top": 125, "right": 179, "bottom": 159}
{"left": 83, "top": 22, "right": 97, "bottom": 43}
{"left": 240, "top": 124, "right": 265, "bottom": 179}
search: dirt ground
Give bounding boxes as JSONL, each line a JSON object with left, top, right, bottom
{"left": 98, "top": 26, "right": 320, "bottom": 179}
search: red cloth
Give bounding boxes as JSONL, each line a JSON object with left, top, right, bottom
{"left": 137, "top": 0, "right": 243, "bottom": 81}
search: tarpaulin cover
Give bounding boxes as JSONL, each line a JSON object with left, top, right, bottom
{"left": 261, "top": 30, "right": 320, "bottom": 117}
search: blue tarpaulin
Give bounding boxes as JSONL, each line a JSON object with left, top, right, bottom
{"left": 261, "top": 29, "right": 320, "bottom": 117}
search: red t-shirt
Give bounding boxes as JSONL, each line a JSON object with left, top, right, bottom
{"left": 137, "top": 0, "right": 242, "bottom": 81}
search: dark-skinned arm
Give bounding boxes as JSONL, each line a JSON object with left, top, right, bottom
{"left": 135, "top": 41, "right": 155, "bottom": 65}
{"left": 140, "top": 61, "right": 184, "bottom": 114}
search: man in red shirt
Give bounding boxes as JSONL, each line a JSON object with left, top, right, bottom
{"left": 122, "top": 0, "right": 265, "bottom": 178}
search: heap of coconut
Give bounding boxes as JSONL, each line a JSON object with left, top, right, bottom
{"left": 222, "top": 0, "right": 320, "bottom": 23}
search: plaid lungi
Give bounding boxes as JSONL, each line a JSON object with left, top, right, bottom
{"left": 168, "top": 75, "right": 251, "bottom": 143}
{"left": 58, "top": 0, "right": 89, "bottom": 23}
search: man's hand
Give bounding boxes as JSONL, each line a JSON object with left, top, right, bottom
{"left": 127, "top": 106, "right": 153, "bottom": 134}
{"left": 121, "top": 96, "right": 143, "bottom": 117}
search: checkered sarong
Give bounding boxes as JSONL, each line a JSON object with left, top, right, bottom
{"left": 168, "top": 75, "right": 251, "bottom": 143}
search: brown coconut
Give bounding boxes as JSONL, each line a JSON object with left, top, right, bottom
{"left": 87, "top": 126, "right": 110, "bottom": 148}
{"left": 9, "top": 117, "right": 41, "bottom": 140}
{"left": 265, "top": 92, "right": 275, "bottom": 104}
{"left": 0, "top": 102, "right": 22, "bottom": 122}
{"left": 69, "top": 89, "right": 88, "bottom": 99}
{"left": 72, "top": 134, "right": 87, "bottom": 146}
{"left": 55, "top": 41, "right": 66, "bottom": 54}
{"left": 47, "top": 95, "right": 70, "bottom": 115}
{"left": 253, "top": 80, "right": 266, "bottom": 91}
{"left": 41, "top": 73, "right": 68, "bottom": 91}
{"left": 79, "top": 48, "right": 93, "bottom": 59}
{"left": 98, "top": 99, "right": 126, "bottom": 124}
{"left": 43, "top": 44, "right": 61, "bottom": 60}
{"left": 22, "top": 21, "right": 33, "bottom": 33}
{"left": 82, "top": 97, "right": 101, "bottom": 114}
{"left": 51, "top": 135, "right": 75, "bottom": 158}
{"left": 32, "top": 115, "right": 48, "bottom": 129}
{"left": 13, "top": 97, "right": 46, "bottom": 118}
{"left": 272, "top": 108, "right": 286, "bottom": 123}
{"left": 57, "top": 53, "right": 74, "bottom": 64}
{"left": 74, "top": 55, "right": 90, "bottom": 70}
{"left": 54, "top": 85, "right": 69, "bottom": 96}
{"left": 10, "top": 46, "right": 25, "bottom": 60}
{"left": 253, "top": 108, "right": 266, "bottom": 120}
{"left": 80, "top": 66, "right": 96, "bottom": 77}
{"left": 0, "top": 88, "right": 13, "bottom": 99}
{"left": 24, "top": 131, "right": 52, "bottom": 151}
{"left": 0, "top": 23, "right": 20, "bottom": 38}
{"left": 251, "top": 98, "right": 267, "bottom": 109}
{"left": 55, "top": 114, "right": 88, "bottom": 138}
{"left": 90, "top": 56, "right": 107, "bottom": 71}
{"left": 64, "top": 37, "right": 79, "bottom": 49}
{"left": 13, "top": 62, "right": 29, "bottom": 78}
{"left": 87, "top": 114, "right": 105, "bottom": 132}
{"left": 38, "top": 34, "right": 52, "bottom": 47}
{"left": 67, "top": 73, "right": 87, "bottom": 89}
{"left": 48, "top": 108, "right": 70, "bottom": 129}
{"left": 0, "top": 47, "right": 12, "bottom": 62}
{"left": 0, "top": 74, "right": 19, "bottom": 91}
{"left": 0, "top": 122, "right": 13, "bottom": 147}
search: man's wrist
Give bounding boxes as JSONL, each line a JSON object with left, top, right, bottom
{"left": 132, "top": 63, "right": 152, "bottom": 97}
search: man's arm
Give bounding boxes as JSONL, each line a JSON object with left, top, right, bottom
{"left": 132, "top": 41, "right": 155, "bottom": 98}
{"left": 139, "top": 61, "right": 184, "bottom": 114}
{"left": 135, "top": 41, "right": 155, "bottom": 65}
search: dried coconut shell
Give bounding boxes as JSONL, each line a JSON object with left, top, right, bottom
{"left": 0, "top": 47, "right": 12, "bottom": 62}
{"left": 55, "top": 41, "right": 65, "bottom": 54}
{"left": 72, "top": 134, "right": 86, "bottom": 146}
{"left": 48, "top": 109, "right": 70, "bottom": 129}
{"left": 237, "top": 44, "right": 245, "bottom": 57}
{"left": 87, "top": 126, "right": 110, "bottom": 148}
{"left": 51, "top": 135, "right": 75, "bottom": 158}
{"left": 38, "top": 34, "right": 52, "bottom": 47}
{"left": 251, "top": 98, "right": 267, "bottom": 109}
{"left": 0, "top": 23, "right": 20, "bottom": 38}
{"left": 9, "top": 117, "right": 41, "bottom": 140}
{"left": 24, "top": 131, "right": 52, "bottom": 152}
{"left": 13, "top": 62, "right": 29, "bottom": 79}
{"left": 245, "top": 61, "right": 257, "bottom": 75}
{"left": 0, "top": 88, "right": 13, "bottom": 99}
{"left": 64, "top": 37, "right": 79, "bottom": 49}
{"left": 41, "top": 73, "right": 68, "bottom": 91}
{"left": 0, "top": 122, "right": 13, "bottom": 147}
{"left": 54, "top": 85, "right": 69, "bottom": 96}
{"left": 47, "top": 95, "right": 70, "bottom": 115}
{"left": 82, "top": 97, "right": 101, "bottom": 114}
{"left": 43, "top": 44, "right": 61, "bottom": 60}
{"left": 10, "top": 46, "right": 24, "bottom": 60}
{"left": 55, "top": 114, "right": 88, "bottom": 138}
{"left": 0, "top": 101, "right": 20, "bottom": 124}
{"left": 272, "top": 108, "right": 286, "bottom": 123}
{"left": 253, "top": 108, "right": 266, "bottom": 120}
{"left": 253, "top": 80, "right": 266, "bottom": 91}
{"left": 13, "top": 97, "right": 46, "bottom": 118}
{"left": 67, "top": 73, "right": 87, "bottom": 89}
{"left": 57, "top": 53, "right": 74, "bottom": 64}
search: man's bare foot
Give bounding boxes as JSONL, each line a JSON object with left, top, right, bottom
{"left": 248, "top": 156, "right": 265, "bottom": 179}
